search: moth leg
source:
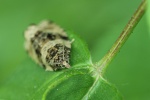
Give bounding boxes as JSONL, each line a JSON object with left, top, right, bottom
{"left": 45, "top": 65, "right": 53, "bottom": 71}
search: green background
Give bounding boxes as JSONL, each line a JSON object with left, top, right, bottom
{"left": 0, "top": 0, "right": 150, "bottom": 99}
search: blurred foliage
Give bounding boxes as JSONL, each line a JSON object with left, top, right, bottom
{"left": 148, "top": 0, "right": 150, "bottom": 32}
{"left": 0, "top": 31, "right": 122, "bottom": 100}
{"left": 0, "top": 0, "right": 150, "bottom": 100}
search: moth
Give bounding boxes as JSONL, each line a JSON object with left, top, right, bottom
{"left": 24, "top": 20, "right": 72, "bottom": 71}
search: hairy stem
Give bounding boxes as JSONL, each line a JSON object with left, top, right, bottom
{"left": 97, "top": 0, "right": 147, "bottom": 75}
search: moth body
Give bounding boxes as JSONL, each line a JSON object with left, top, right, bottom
{"left": 24, "top": 20, "right": 71, "bottom": 71}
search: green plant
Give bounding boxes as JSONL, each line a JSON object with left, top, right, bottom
{"left": 0, "top": 0, "right": 148, "bottom": 100}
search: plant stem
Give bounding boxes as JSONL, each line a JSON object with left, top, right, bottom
{"left": 97, "top": 0, "right": 147, "bottom": 75}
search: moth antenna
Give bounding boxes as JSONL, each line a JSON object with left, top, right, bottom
{"left": 70, "top": 39, "right": 75, "bottom": 44}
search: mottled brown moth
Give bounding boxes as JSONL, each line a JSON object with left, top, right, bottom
{"left": 24, "top": 20, "right": 72, "bottom": 71}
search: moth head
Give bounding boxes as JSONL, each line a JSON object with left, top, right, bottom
{"left": 46, "top": 43, "right": 71, "bottom": 71}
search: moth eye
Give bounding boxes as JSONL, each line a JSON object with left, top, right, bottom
{"left": 47, "top": 33, "right": 56, "bottom": 40}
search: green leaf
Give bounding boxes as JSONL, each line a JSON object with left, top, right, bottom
{"left": 43, "top": 70, "right": 121, "bottom": 100}
{"left": 0, "top": 32, "right": 122, "bottom": 100}
{"left": 0, "top": 1, "right": 150, "bottom": 99}
{"left": 147, "top": 0, "right": 150, "bottom": 32}
{"left": 67, "top": 31, "right": 93, "bottom": 67}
